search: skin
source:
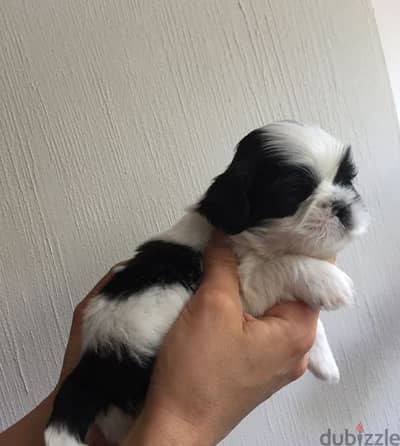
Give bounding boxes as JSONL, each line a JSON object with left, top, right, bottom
{"left": 0, "top": 235, "right": 320, "bottom": 446}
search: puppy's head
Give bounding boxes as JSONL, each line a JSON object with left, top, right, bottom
{"left": 198, "top": 121, "right": 368, "bottom": 256}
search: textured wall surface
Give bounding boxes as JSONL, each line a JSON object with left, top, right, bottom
{"left": 372, "top": 0, "right": 400, "bottom": 123}
{"left": 1, "top": 0, "right": 400, "bottom": 444}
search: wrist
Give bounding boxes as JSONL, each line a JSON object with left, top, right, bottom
{"left": 122, "top": 401, "right": 216, "bottom": 446}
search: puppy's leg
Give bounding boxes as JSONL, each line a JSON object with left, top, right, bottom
{"left": 45, "top": 351, "right": 111, "bottom": 446}
{"left": 291, "top": 257, "right": 355, "bottom": 311}
{"left": 308, "top": 318, "right": 340, "bottom": 383}
{"left": 240, "top": 255, "right": 354, "bottom": 315}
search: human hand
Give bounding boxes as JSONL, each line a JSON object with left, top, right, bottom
{"left": 123, "top": 234, "right": 319, "bottom": 446}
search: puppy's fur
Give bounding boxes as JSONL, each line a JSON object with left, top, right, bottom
{"left": 45, "top": 121, "right": 368, "bottom": 446}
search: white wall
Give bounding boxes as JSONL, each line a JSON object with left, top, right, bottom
{"left": 372, "top": 0, "right": 400, "bottom": 123}
{"left": 1, "top": 1, "right": 400, "bottom": 444}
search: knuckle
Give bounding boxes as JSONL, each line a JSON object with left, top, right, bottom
{"left": 213, "top": 295, "right": 233, "bottom": 313}
{"left": 201, "top": 289, "right": 233, "bottom": 312}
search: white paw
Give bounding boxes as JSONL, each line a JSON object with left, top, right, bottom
{"left": 308, "top": 345, "right": 340, "bottom": 383}
{"left": 307, "top": 264, "right": 354, "bottom": 311}
{"left": 308, "top": 354, "right": 340, "bottom": 383}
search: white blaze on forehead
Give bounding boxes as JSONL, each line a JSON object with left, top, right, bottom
{"left": 261, "top": 122, "right": 347, "bottom": 181}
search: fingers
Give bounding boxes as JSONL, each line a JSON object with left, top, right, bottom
{"left": 187, "top": 232, "right": 244, "bottom": 321}
{"left": 83, "top": 261, "right": 129, "bottom": 302}
{"left": 263, "top": 301, "right": 319, "bottom": 327}
{"left": 259, "top": 302, "right": 319, "bottom": 356}
{"left": 74, "top": 261, "right": 130, "bottom": 323}
{"left": 199, "top": 232, "right": 240, "bottom": 299}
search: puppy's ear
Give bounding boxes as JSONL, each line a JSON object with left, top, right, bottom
{"left": 197, "top": 167, "right": 250, "bottom": 234}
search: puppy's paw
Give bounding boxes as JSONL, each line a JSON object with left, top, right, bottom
{"left": 307, "top": 263, "right": 354, "bottom": 310}
{"left": 309, "top": 355, "right": 340, "bottom": 383}
{"left": 308, "top": 344, "right": 340, "bottom": 383}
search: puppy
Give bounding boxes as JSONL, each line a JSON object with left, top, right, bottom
{"left": 45, "top": 121, "right": 368, "bottom": 445}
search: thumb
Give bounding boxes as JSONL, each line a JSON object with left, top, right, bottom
{"left": 198, "top": 232, "right": 241, "bottom": 302}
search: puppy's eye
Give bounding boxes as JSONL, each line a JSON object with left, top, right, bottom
{"left": 334, "top": 146, "right": 358, "bottom": 186}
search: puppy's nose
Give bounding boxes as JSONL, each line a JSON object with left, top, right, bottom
{"left": 332, "top": 200, "right": 351, "bottom": 226}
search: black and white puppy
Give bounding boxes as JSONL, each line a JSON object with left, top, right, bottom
{"left": 45, "top": 121, "right": 368, "bottom": 446}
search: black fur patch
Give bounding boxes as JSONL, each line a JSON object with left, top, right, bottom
{"left": 48, "top": 347, "right": 153, "bottom": 442}
{"left": 198, "top": 128, "right": 318, "bottom": 234}
{"left": 334, "top": 145, "right": 358, "bottom": 186}
{"left": 101, "top": 240, "right": 203, "bottom": 300}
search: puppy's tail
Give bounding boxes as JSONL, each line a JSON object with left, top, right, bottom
{"left": 45, "top": 352, "right": 107, "bottom": 446}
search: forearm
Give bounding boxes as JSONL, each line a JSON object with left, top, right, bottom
{"left": 0, "top": 392, "right": 54, "bottom": 446}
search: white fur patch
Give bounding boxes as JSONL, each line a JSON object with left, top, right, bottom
{"left": 155, "top": 212, "right": 212, "bottom": 250}
{"left": 261, "top": 122, "right": 347, "bottom": 181}
{"left": 44, "top": 427, "right": 85, "bottom": 446}
{"left": 309, "top": 319, "right": 340, "bottom": 383}
{"left": 83, "top": 285, "right": 191, "bottom": 360}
